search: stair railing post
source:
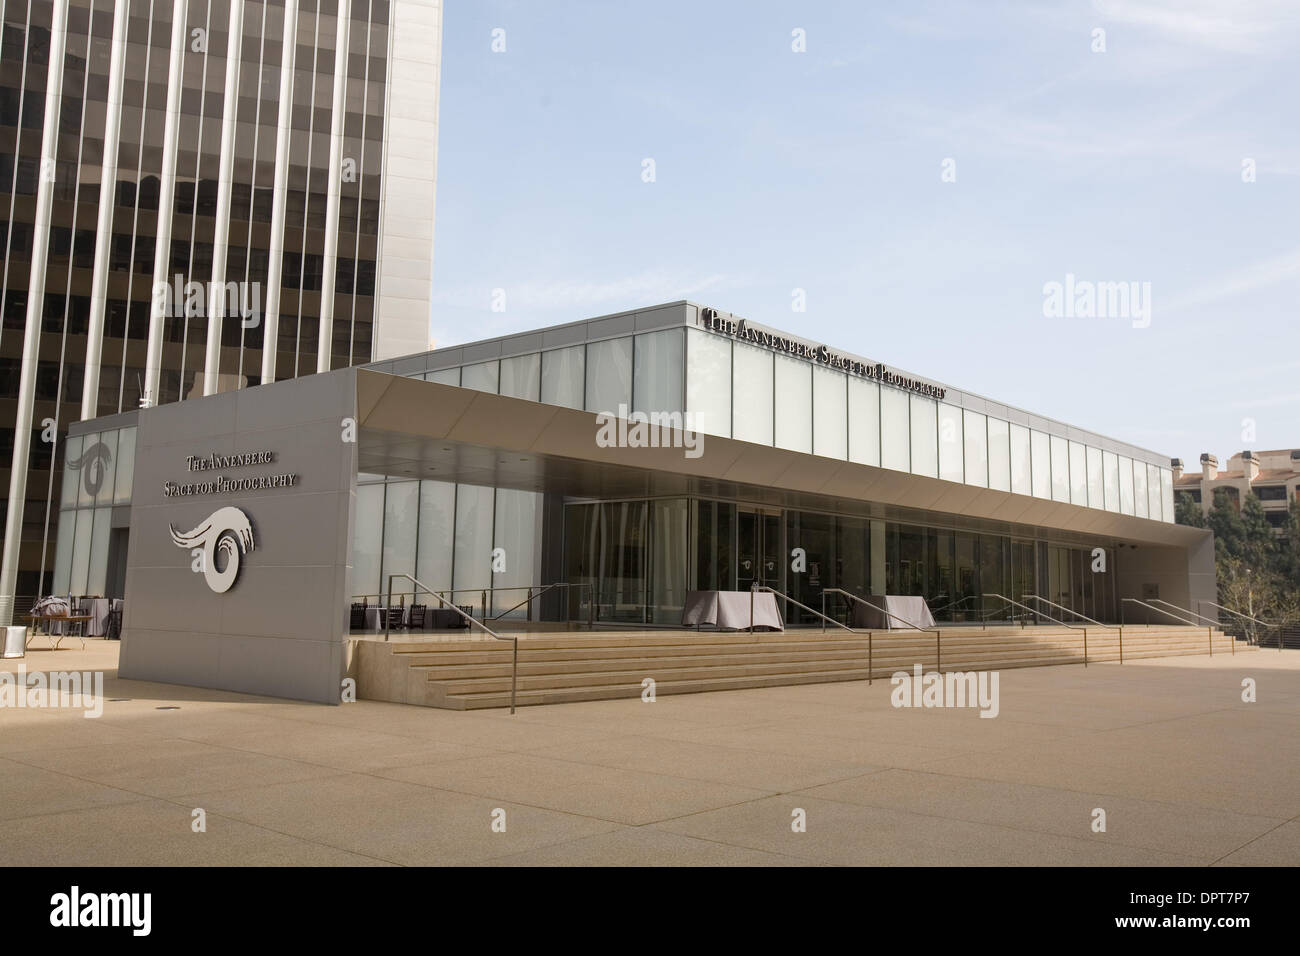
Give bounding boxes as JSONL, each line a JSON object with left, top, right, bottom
{"left": 1118, "top": 625, "right": 1124, "bottom": 664}
{"left": 384, "top": 575, "right": 392, "bottom": 642}
{"left": 1083, "top": 626, "right": 1088, "bottom": 668}
{"left": 868, "top": 629, "right": 873, "bottom": 685}
{"left": 510, "top": 637, "right": 518, "bottom": 715}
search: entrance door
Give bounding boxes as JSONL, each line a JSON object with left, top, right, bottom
{"left": 736, "top": 508, "right": 782, "bottom": 593}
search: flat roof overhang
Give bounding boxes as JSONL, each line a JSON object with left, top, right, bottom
{"left": 355, "top": 370, "right": 1208, "bottom": 550}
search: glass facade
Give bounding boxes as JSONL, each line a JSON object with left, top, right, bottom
{"left": 52, "top": 423, "right": 136, "bottom": 597}
{"left": 560, "top": 495, "right": 1120, "bottom": 626}
{"left": 408, "top": 323, "right": 1175, "bottom": 529}
{"left": 348, "top": 319, "right": 1174, "bottom": 633}
{"left": 350, "top": 475, "right": 543, "bottom": 620}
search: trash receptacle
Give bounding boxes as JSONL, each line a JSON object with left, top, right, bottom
{"left": 2, "top": 625, "right": 25, "bottom": 659}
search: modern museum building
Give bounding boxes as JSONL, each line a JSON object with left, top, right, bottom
{"left": 52, "top": 301, "right": 1215, "bottom": 703}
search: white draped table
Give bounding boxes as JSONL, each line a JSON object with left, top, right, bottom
{"left": 681, "top": 590, "right": 784, "bottom": 631}
{"left": 851, "top": 595, "right": 937, "bottom": 630}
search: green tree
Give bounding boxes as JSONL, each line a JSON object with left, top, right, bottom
{"left": 1205, "top": 488, "right": 1245, "bottom": 563}
{"left": 1279, "top": 497, "right": 1300, "bottom": 583}
{"left": 1240, "top": 493, "right": 1277, "bottom": 571}
{"left": 1175, "top": 491, "right": 1205, "bottom": 528}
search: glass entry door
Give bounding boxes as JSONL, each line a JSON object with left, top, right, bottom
{"left": 736, "top": 508, "right": 782, "bottom": 593}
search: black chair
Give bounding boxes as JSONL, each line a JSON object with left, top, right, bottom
{"left": 456, "top": 605, "right": 474, "bottom": 629}
{"left": 384, "top": 605, "right": 404, "bottom": 630}
{"left": 407, "top": 604, "right": 427, "bottom": 630}
{"left": 106, "top": 603, "right": 123, "bottom": 641}
{"left": 349, "top": 603, "right": 366, "bottom": 630}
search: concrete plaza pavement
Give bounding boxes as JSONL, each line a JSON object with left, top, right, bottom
{"left": 1, "top": 640, "right": 1297, "bottom": 866}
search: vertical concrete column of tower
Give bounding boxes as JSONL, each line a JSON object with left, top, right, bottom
{"left": 80, "top": 0, "right": 132, "bottom": 421}
{"left": 0, "top": 0, "right": 71, "bottom": 626}
{"left": 372, "top": 0, "right": 444, "bottom": 361}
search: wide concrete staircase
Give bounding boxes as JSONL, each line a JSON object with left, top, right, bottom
{"left": 354, "top": 624, "right": 1252, "bottom": 710}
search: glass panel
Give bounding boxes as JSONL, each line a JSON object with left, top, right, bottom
{"left": 909, "top": 395, "right": 937, "bottom": 478}
{"left": 1009, "top": 423, "right": 1031, "bottom": 496}
{"left": 685, "top": 328, "right": 731, "bottom": 438}
{"left": 1147, "top": 463, "right": 1162, "bottom": 518}
{"left": 1133, "top": 458, "right": 1149, "bottom": 518}
{"left": 1160, "top": 468, "right": 1174, "bottom": 522}
{"left": 460, "top": 360, "right": 499, "bottom": 394}
{"left": 1069, "top": 441, "right": 1087, "bottom": 506}
{"left": 70, "top": 508, "right": 94, "bottom": 595}
{"left": 937, "top": 404, "right": 963, "bottom": 482}
{"left": 732, "top": 340, "right": 774, "bottom": 445}
{"left": 53, "top": 511, "right": 75, "bottom": 595}
{"left": 87, "top": 508, "right": 113, "bottom": 595}
{"left": 964, "top": 411, "right": 988, "bottom": 488}
{"left": 425, "top": 367, "right": 460, "bottom": 386}
{"left": 926, "top": 528, "right": 956, "bottom": 621}
{"left": 633, "top": 328, "right": 684, "bottom": 416}
{"left": 786, "top": 510, "right": 832, "bottom": 625}
{"left": 499, "top": 353, "right": 541, "bottom": 401}
{"left": 1050, "top": 435, "right": 1069, "bottom": 502}
{"left": 1103, "top": 451, "right": 1120, "bottom": 512}
{"left": 564, "top": 504, "right": 599, "bottom": 620}
{"left": 694, "top": 500, "right": 735, "bottom": 591}
{"left": 492, "top": 489, "right": 538, "bottom": 617}
{"left": 773, "top": 353, "right": 812, "bottom": 453}
{"left": 350, "top": 482, "right": 384, "bottom": 599}
{"left": 954, "top": 532, "right": 979, "bottom": 618}
{"left": 988, "top": 418, "right": 1010, "bottom": 492}
{"left": 585, "top": 337, "right": 633, "bottom": 414}
{"left": 94, "top": 430, "right": 120, "bottom": 506}
{"left": 114, "top": 427, "right": 136, "bottom": 504}
{"left": 1119, "top": 457, "right": 1135, "bottom": 515}
{"left": 881, "top": 388, "right": 910, "bottom": 472}
{"left": 837, "top": 515, "right": 872, "bottom": 605}
{"left": 813, "top": 367, "right": 848, "bottom": 459}
{"left": 415, "top": 480, "right": 455, "bottom": 592}
{"left": 453, "top": 484, "right": 496, "bottom": 595}
{"left": 60, "top": 434, "right": 83, "bottom": 509}
{"left": 595, "top": 501, "right": 647, "bottom": 623}
{"left": 1030, "top": 430, "right": 1051, "bottom": 499}
{"left": 76, "top": 431, "right": 99, "bottom": 507}
{"left": 1087, "top": 446, "right": 1104, "bottom": 510}
{"left": 649, "top": 498, "right": 688, "bottom": 625}
{"left": 847, "top": 377, "right": 880, "bottom": 466}
{"left": 540, "top": 346, "right": 584, "bottom": 409}
{"left": 381, "top": 480, "right": 419, "bottom": 595}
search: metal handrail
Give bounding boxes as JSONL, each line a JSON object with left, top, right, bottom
{"left": 1021, "top": 594, "right": 1117, "bottom": 628}
{"left": 987, "top": 592, "right": 1099, "bottom": 665}
{"left": 754, "top": 586, "right": 882, "bottom": 684}
{"left": 1196, "top": 600, "right": 1283, "bottom": 651}
{"left": 820, "top": 588, "right": 936, "bottom": 633}
{"left": 1148, "top": 599, "right": 1219, "bottom": 627}
{"left": 816, "top": 587, "right": 943, "bottom": 675}
{"left": 1149, "top": 599, "right": 1232, "bottom": 656}
{"left": 385, "top": 573, "right": 519, "bottom": 714}
{"left": 1121, "top": 597, "right": 1220, "bottom": 657}
{"left": 488, "top": 582, "right": 594, "bottom": 624}
{"left": 355, "top": 582, "right": 595, "bottom": 627}
{"left": 983, "top": 594, "right": 1083, "bottom": 629}
{"left": 1120, "top": 597, "right": 1200, "bottom": 627}
{"left": 1196, "top": 600, "right": 1278, "bottom": 629}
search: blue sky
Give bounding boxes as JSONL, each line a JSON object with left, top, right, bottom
{"left": 428, "top": 0, "right": 1299, "bottom": 463}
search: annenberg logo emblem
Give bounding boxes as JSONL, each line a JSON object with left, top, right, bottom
{"left": 67, "top": 440, "right": 112, "bottom": 496}
{"left": 169, "top": 506, "right": 256, "bottom": 593}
